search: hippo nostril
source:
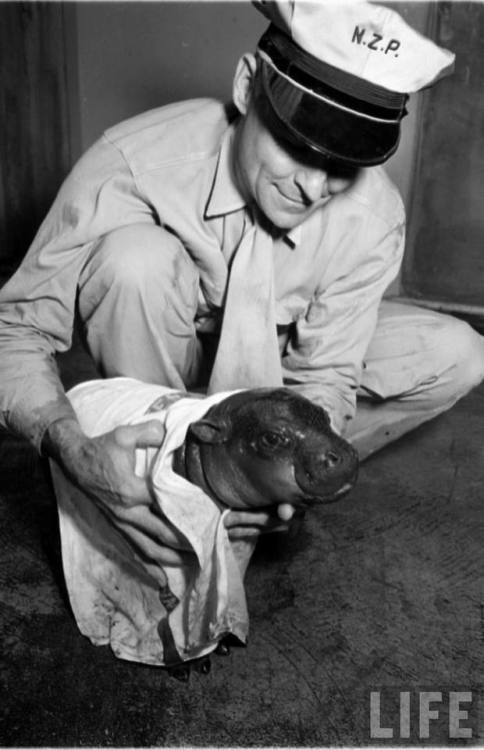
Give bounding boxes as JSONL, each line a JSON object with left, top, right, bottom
{"left": 324, "top": 450, "right": 340, "bottom": 469}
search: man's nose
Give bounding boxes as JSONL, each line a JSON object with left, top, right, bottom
{"left": 295, "top": 167, "right": 353, "bottom": 203}
{"left": 294, "top": 167, "right": 329, "bottom": 202}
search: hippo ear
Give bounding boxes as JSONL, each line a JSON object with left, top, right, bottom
{"left": 188, "top": 418, "right": 230, "bottom": 444}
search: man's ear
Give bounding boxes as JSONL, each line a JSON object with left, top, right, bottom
{"left": 188, "top": 418, "right": 230, "bottom": 444}
{"left": 232, "top": 53, "right": 258, "bottom": 116}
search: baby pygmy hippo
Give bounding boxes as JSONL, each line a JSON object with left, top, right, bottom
{"left": 174, "top": 386, "right": 358, "bottom": 510}
{"left": 50, "top": 378, "right": 358, "bottom": 681}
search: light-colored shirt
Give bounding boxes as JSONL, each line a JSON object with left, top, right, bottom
{"left": 0, "top": 98, "right": 405, "bottom": 450}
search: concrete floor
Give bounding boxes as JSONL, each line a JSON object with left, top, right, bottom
{"left": 0, "top": 342, "right": 483, "bottom": 746}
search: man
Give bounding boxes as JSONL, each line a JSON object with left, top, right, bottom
{"left": 1, "top": 1, "right": 483, "bottom": 553}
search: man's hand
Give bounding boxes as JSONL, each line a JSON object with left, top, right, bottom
{"left": 224, "top": 502, "right": 297, "bottom": 539}
{"left": 44, "top": 417, "right": 193, "bottom": 565}
{"left": 44, "top": 416, "right": 297, "bottom": 554}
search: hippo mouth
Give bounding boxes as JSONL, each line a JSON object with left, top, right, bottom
{"left": 296, "top": 479, "right": 355, "bottom": 506}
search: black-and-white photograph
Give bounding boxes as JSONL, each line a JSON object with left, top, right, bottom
{"left": 0, "top": 0, "right": 483, "bottom": 746}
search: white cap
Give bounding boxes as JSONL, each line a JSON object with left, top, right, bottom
{"left": 254, "top": 0, "right": 455, "bottom": 164}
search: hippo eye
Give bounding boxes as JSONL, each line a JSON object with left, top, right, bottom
{"left": 258, "top": 431, "right": 291, "bottom": 452}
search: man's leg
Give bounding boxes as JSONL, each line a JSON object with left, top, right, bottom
{"left": 346, "top": 300, "right": 484, "bottom": 461}
{"left": 77, "top": 224, "right": 203, "bottom": 389}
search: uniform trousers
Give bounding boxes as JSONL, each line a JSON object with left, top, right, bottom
{"left": 77, "top": 224, "right": 484, "bottom": 461}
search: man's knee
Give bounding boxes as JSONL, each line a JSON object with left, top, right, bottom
{"left": 93, "top": 224, "right": 197, "bottom": 287}
{"left": 82, "top": 223, "right": 199, "bottom": 303}
{"left": 362, "top": 304, "right": 484, "bottom": 405}
{"left": 436, "top": 314, "right": 484, "bottom": 394}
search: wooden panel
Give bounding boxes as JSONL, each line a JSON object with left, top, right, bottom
{"left": 402, "top": 2, "right": 484, "bottom": 307}
{"left": 0, "top": 3, "right": 71, "bottom": 278}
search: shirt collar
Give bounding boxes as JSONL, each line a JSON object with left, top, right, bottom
{"left": 205, "top": 123, "right": 302, "bottom": 248}
{"left": 205, "top": 124, "right": 246, "bottom": 219}
{"left": 286, "top": 224, "right": 302, "bottom": 247}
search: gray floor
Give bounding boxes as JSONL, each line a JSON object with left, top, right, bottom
{"left": 0, "top": 341, "right": 483, "bottom": 746}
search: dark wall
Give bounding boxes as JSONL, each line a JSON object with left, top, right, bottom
{"left": 72, "top": 2, "right": 267, "bottom": 156}
{"left": 403, "top": 2, "right": 484, "bottom": 307}
{"left": 0, "top": 3, "right": 71, "bottom": 278}
{"left": 0, "top": 2, "right": 268, "bottom": 278}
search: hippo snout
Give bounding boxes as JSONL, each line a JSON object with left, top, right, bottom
{"left": 295, "top": 439, "right": 359, "bottom": 503}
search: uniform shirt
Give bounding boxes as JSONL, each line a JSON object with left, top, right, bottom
{"left": 0, "top": 98, "right": 405, "bottom": 450}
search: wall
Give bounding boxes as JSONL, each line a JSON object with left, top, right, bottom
{"left": 382, "top": 2, "right": 430, "bottom": 212}
{"left": 71, "top": 2, "right": 266, "bottom": 155}
{"left": 403, "top": 2, "right": 484, "bottom": 312}
{"left": 0, "top": 3, "right": 72, "bottom": 277}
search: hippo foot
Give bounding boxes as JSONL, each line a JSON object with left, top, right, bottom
{"left": 167, "top": 635, "right": 245, "bottom": 680}
{"left": 167, "top": 664, "right": 191, "bottom": 682}
{"left": 215, "top": 640, "right": 231, "bottom": 656}
{"left": 192, "top": 656, "right": 211, "bottom": 675}
{"left": 215, "top": 633, "right": 247, "bottom": 656}
{"left": 167, "top": 655, "right": 212, "bottom": 682}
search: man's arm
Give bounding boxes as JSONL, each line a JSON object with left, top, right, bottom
{"left": 0, "top": 314, "right": 178, "bottom": 554}
{"left": 282, "top": 213, "right": 406, "bottom": 435}
{"left": 0, "top": 134, "right": 195, "bottom": 555}
{"left": 0, "top": 134, "right": 151, "bottom": 446}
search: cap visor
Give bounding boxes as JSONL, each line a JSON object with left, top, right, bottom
{"left": 261, "top": 62, "right": 401, "bottom": 166}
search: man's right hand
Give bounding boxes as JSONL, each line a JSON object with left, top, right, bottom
{"left": 44, "top": 417, "right": 194, "bottom": 566}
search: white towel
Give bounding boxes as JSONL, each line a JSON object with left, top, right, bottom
{"left": 51, "top": 377, "right": 250, "bottom": 666}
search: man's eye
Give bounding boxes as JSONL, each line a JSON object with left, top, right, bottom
{"left": 325, "top": 161, "right": 360, "bottom": 181}
{"left": 278, "top": 134, "right": 313, "bottom": 160}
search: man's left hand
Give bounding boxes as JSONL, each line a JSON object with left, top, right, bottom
{"left": 223, "top": 502, "right": 296, "bottom": 538}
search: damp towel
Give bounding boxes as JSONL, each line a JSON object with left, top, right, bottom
{"left": 50, "top": 377, "right": 250, "bottom": 666}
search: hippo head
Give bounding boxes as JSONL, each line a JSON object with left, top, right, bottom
{"left": 174, "top": 388, "right": 358, "bottom": 510}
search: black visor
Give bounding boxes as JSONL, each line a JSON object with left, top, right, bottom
{"left": 258, "top": 25, "right": 408, "bottom": 167}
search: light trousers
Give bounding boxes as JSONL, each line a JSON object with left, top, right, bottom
{"left": 77, "top": 224, "right": 484, "bottom": 461}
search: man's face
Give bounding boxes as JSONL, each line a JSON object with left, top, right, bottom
{"left": 233, "top": 94, "right": 360, "bottom": 230}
